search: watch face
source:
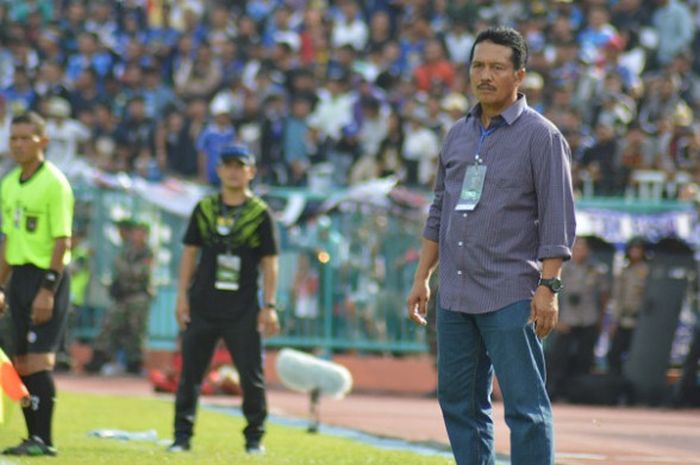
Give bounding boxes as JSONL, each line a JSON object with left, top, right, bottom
{"left": 551, "top": 280, "right": 563, "bottom": 292}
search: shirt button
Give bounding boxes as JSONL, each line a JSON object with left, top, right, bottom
{"left": 458, "top": 241, "right": 463, "bottom": 247}
{"left": 457, "top": 270, "right": 463, "bottom": 276}
{"left": 462, "top": 213, "right": 468, "bottom": 218}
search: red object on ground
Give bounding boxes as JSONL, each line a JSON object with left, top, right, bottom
{"left": 147, "top": 344, "right": 240, "bottom": 396}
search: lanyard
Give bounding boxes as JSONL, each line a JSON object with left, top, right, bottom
{"left": 474, "top": 120, "right": 505, "bottom": 165}
{"left": 217, "top": 196, "right": 247, "bottom": 253}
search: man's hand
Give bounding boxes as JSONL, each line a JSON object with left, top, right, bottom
{"left": 31, "top": 289, "right": 54, "bottom": 325}
{"left": 407, "top": 279, "right": 431, "bottom": 326}
{"left": 529, "top": 286, "right": 559, "bottom": 338}
{"left": 175, "top": 297, "right": 191, "bottom": 331}
{"left": 258, "top": 308, "right": 280, "bottom": 337}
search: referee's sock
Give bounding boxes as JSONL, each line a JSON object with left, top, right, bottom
{"left": 21, "top": 371, "right": 56, "bottom": 447}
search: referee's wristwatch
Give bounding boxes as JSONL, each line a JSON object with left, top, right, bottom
{"left": 264, "top": 302, "right": 278, "bottom": 311}
{"left": 537, "top": 277, "right": 564, "bottom": 294}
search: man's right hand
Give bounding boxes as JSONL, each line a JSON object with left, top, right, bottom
{"left": 175, "top": 298, "right": 191, "bottom": 331}
{"left": 406, "top": 279, "right": 431, "bottom": 326}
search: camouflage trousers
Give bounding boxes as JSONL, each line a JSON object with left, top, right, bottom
{"left": 93, "top": 294, "right": 151, "bottom": 365}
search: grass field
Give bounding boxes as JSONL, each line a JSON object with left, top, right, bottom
{"left": 0, "top": 392, "right": 456, "bottom": 465}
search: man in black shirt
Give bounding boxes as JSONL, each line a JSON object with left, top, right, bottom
{"left": 168, "top": 144, "right": 279, "bottom": 455}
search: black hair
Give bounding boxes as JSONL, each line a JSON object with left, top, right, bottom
{"left": 11, "top": 112, "right": 47, "bottom": 136}
{"left": 469, "top": 26, "right": 528, "bottom": 70}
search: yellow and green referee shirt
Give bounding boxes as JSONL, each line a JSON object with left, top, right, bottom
{"left": 1, "top": 161, "right": 74, "bottom": 268}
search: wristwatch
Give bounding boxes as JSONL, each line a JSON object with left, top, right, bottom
{"left": 264, "top": 302, "right": 277, "bottom": 311}
{"left": 537, "top": 277, "right": 564, "bottom": 294}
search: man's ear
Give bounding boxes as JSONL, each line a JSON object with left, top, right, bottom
{"left": 38, "top": 135, "right": 50, "bottom": 150}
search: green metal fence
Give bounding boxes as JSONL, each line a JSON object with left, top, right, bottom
{"left": 73, "top": 183, "right": 429, "bottom": 354}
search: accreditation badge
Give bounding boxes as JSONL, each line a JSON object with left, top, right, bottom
{"left": 455, "top": 164, "right": 487, "bottom": 211}
{"left": 215, "top": 253, "right": 241, "bottom": 291}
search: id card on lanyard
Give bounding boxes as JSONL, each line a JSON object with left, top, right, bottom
{"left": 214, "top": 197, "right": 245, "bottom": 291}
{"left": 215, "top": 253, "right": 241, "bottom": 290}
{"left": 455, "top": 121, "right": 502, "bottom": 211}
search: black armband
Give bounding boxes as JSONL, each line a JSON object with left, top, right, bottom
{"left": 41, "top": 270, "right": 61, "bottom": 293}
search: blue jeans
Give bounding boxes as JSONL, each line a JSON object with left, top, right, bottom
{"left": 437, "top": 300, "right": 554, "bottom": 465}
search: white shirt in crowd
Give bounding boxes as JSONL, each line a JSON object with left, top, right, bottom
{"left": 402, "top": 123, "right": 439, "bottom": 186}
{"left": 45, "top": 117, "right": 91, "bottom": 173}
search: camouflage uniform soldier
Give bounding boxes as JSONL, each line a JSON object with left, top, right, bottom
{"left": 85, "top": 221, "right": 153, "bottom": 374}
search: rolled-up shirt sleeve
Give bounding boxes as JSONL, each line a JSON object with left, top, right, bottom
{"left": 532, "top": 128, "right": 576, "bottom": 261}
{"left": 423, "top": 151, "right": 445, "bottom": 242}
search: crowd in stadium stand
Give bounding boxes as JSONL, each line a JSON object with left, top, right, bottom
{"left": 1, "top": 0, "right": 700, "bottom": 197}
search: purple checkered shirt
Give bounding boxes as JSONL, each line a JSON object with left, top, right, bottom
{"left": 424, "top": 94, "right": 576, "bottom": 314}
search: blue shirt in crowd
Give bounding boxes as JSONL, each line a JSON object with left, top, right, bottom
{"left": 196, "top": 123, "right": 236, "bottom": 185}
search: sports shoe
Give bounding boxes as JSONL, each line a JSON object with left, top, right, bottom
{"left": 166, "top": 439, "right": 191, "bottom": 452}
{"left": 245, "top": 442, "right": 266, "bottom": 455}
{"left": 2, "top": 436, "right": 57, "bottom": 456}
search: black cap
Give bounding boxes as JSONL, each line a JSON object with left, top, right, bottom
{"left": 219, "top": 144, "right": 255, "bottom": 165}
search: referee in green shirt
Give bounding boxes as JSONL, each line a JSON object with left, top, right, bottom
{"left": 0, "top": 112, "right": 74, "bottom": 457}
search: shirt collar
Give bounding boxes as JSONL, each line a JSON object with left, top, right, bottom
{"left": 466, "top": 93, "right": 528, "bottom": 126}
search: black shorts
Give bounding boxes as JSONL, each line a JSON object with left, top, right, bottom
{"left": 9, "top": 265, "right": 70, "bottom": 355}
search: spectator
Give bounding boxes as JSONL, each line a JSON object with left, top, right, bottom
{"left": 259, "top": 92, "right": 288, "bottom": 184}
{"left": 155, "top": 107, "right": 199, "bottom": 179}
{"left": 367, "top": 10, "right": 393, "bottom": 52}
{"left": 65, "top": 32, "right": 114, "bottom": 85}
{"left": 33, "top": 61, "right": 71, "bottom": 104}
{"left": 581, "top": 118, "right": 624, "bottom": 195}
{"left": 376, "top": 110, "right": 404, "bottom": 178}
{"left": 114, "top": 96, "right": 156, "bottom": 172}
{"left": 88, "top": 102, "right": 119, "bottom": 170}
{"left": 308, "top": 70, "right": 354, "bottom": 143}
{"left": 332, "top": 0, "right": 369, "bottom": 52}
{"left": 2, "top": 66, "right": 35, "bottom": 115}
{"left": 413, "top": 39, "right": 455, "bottom": 93}
{"left": 85, "top": 1, "right": 118, "bottom": 52}
{"left": 174, "top": 41, "right": 222, "bottom": 100}
{"left": 142, "top": 64, "right": 179, "bottom": 120}
{"left": 401, "top": 105, "right": 439, "bottom": 187}
{"left": 69, "top": 69, "right": 106, "bottom": 124}
{"left": 283, "top": 94, "right": 313, "bottom": 186}
{"left": 43, "top": 97, "right": 90, "bottom": 174}
{"left": 196, "top": 99, "right": 236, "bottom": 184}
{"left": 578, "top": 6, "right": 618, "bottom": 65}
{"left": 652, "top": 0, "right": 695, "bottom": 68}
{"left": 8, "top": 0, "right": 53, "bottom": 25}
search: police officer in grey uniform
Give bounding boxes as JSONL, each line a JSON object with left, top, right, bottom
{"left": 546, "top": 237, "right": 609, "bottom": 400}
{"left": 608, "top": 237, "right": 649, "bottom": 375}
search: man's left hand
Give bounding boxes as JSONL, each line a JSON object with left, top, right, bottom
{"left": 529, "top": 286, "right": 558, "bottom": 338}
{"left": 258, "top": 308, "right": 280, "bottom": 337}
{"left": 31, "top": 289, "right": 54, "bottom": 325}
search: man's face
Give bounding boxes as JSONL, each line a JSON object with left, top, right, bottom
{"left": 217, "top": 160, "right": 255, "bottom": 190}
{"left": 10, "top": 122, "right": 47, "bottom": 164}
{"left": 469, "top": 41, "right": 524, "bottom": 109}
